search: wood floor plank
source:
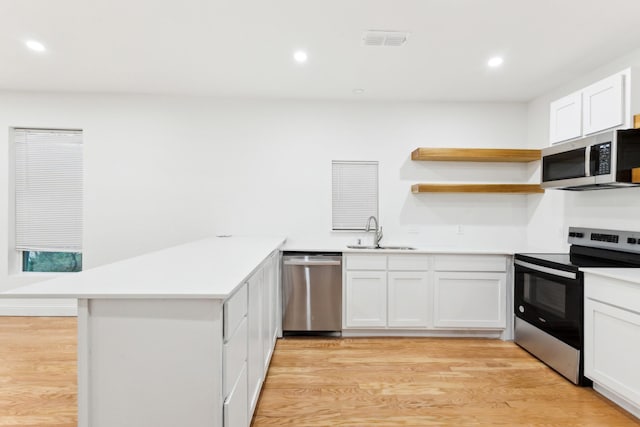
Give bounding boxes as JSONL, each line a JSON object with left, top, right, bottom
{"left": 1, "top": 318, "right": 639, "bottom": 426}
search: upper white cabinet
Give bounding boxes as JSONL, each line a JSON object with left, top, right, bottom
{"left": 582, "top": 73, "right": 625, "bottom": 136}
{"left": 550, "top": 69, "right": 632, "bottom": 144}
{"left": 550, "top": 91, "right": 582, "bottom": 143}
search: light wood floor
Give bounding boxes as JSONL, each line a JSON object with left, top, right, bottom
{"left": 0, "top": 317, "right": 76, "bottom": 427}
{"left": 1, "top": 317, "right": 638, "bottom": 426}
{"left": 253, "top": 337, "right": 640, "bottom": 426}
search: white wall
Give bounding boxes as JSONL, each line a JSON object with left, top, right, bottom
{"left": 211, "top": 101, "right": 530, "bottom": 251}
{"left": 526, "top": 47, "right": 640, "bottom": 251}
{"left": 0, "top": 92, "right": 529, "bottom": 313}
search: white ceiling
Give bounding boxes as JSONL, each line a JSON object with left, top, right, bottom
{"left": 3, "top": 0, "right": 640, "bottom": 101}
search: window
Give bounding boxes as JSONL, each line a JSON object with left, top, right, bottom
{"left": 14, "top": 128, "right": 83, "bottom": 272}
{"left": 331, "top": 160, "right": 378, "bottom": 231}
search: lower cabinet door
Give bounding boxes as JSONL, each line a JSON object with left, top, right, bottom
{"left": 345, "top": 271, "right": 387, "bottom": 328}
{"left": 387, "top": 272, "right": 429, "bottom": 328}
{"left": 585, "top": 298, "right": 640, "bottom": 404}
{"left": 223, "top": 317, "right": 248, "bottom": 397}
{"left": 223, "top": 363, "right": 248, "bottom": 427}
{"left": 247, "top": 272, "right": 264, "bottom": 412}
{"left": 433, "top": 272, "right": 506, "bottom": 328}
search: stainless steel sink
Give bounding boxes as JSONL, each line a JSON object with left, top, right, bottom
{"left": 346, "top": 245, "right": 416, "bottom": 250}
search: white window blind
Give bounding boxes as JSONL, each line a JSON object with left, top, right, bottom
{"left": 15, "top": 129, "right": 83, "bottom": 252}
{"left": 332, "top": 160, "right": 378, "bottom": 230}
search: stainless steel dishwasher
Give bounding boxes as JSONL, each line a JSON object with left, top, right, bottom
{"left": 282, "top": 252, "right": 342, "bottom": 334}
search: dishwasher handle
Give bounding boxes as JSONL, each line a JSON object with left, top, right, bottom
{"left": 283, "top": 258, "right": 341, "bottom": 266}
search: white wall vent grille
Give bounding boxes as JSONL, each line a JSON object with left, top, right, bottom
{"left": 362, "top": 30, "right": 409, "bottom": 47}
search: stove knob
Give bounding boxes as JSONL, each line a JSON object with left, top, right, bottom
{"left": 569, "top": 232, "right": 576, "bottom": 237}
{"left": 628, "top": 238, "right": 637, "bottom": 244}
{"left": 518, "top": 305, "right": 524, "bottom": 313}
{"left": 575, "top": 233, "right": 584, "bottom": 238}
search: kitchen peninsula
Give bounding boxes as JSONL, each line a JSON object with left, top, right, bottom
{"left": 3, "top": 236, "right": 285, "bottom": 427}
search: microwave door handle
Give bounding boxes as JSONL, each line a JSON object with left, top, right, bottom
{"left": 585, "top": 146, "right": 591, "bottom": 177}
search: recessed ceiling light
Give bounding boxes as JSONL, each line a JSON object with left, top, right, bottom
{"left": 487, "top": 56, "right": 504, "bottom": 68}
{"left": 353, "top": 89, "right": 365, "bottom": 95}
{"left": 293, "top": 50, "right": 308, "bottom": 63}
{"left": 25, "top": 40, "right": 46, "bottom": 52}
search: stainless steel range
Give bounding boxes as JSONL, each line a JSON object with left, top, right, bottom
{"left": 514, "top": 227, "right": 640, "bottom": 385}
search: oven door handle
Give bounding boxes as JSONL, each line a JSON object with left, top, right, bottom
{"left": 514, "top": 259, "right": 577, "bottom": 280}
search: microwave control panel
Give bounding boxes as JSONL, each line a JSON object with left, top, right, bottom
{"left": 593, "top": 142, "right": 611, "bottom": 175}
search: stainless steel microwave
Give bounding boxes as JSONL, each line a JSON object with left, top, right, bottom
{"left": 541, "top": 128, "right": 640, "bottom": 190}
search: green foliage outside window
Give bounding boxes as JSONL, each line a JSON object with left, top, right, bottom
{"left": 23, "top": 251, "right": 82, "bottom": 272}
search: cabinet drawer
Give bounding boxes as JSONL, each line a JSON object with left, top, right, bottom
{"left": 388, "top": 254, "right": 429, "bottom": 271}
{"left": 223, "top": 316, "right": 248, "bottom": 398}
{"left": 224, "top": 363, "right": 248, "bottom": 427}
{"left": 585, "top": 273, "right": 640, "bottom": 314}
{"left": 346, "top": 255, "right": 387, "bottom": 270}
{"left": 224, "top": 282, "right": 248, "bottom": 340}
{"left": 433, "top": 255, "right": 506, "bottom": 272}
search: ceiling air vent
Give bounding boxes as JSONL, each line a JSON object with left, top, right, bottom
{"left": 362, "top": 30, "right": 409, "bottom": 47}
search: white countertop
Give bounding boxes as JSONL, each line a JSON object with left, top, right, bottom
{"left": 3, "top": 236, "right": 286, "bottom": 299}
{"left": 582, "top": 268, "right": 640, "bottom": 285}
{"left": 284, "top": 246, "right": 514, "bottom": 255}
{"left": 341, "top": 247, "right": 514, "bottom": 255}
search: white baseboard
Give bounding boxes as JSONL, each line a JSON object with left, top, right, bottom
{"left": 0, "top": 298, "right": 78, "bottom": 316}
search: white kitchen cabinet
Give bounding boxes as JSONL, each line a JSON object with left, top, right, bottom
{"left": 582, "top": 73, "right": 625, "bottom": 136}
{"left": 549, "top": 70, "right": 631, "bottom": 144}
{"left": 433, "top": 254, "right": 507, "bottom": 272}
{"left": 262, "top": 253, "right": 278, "bottom": 371}
{"left": 584, "top": 271, "right": 640, "bottom": 418}
{"left": 247, "top": 267, "right": 264, "bottom": 414}
{"left": 346, "top": 254, "right": 387, "bottom": 270}
{"left": 387, "top": 271, "right": 429, "bottom": 328}
{"left": 433, "top": 272, "right": 506, "bottom": 328}
{"left": 223, "top": 364, "right": 248, "bottom": 427}
{"left": 343, "top": 253, "right": 509, "bottom": 335}
{"left": 223, "top": 317, "right": 247, "bottom": 397}
{"left": 345, "top": 270, "right": 387, "bottom": 327}
{"left": 38, "top": 236, "right": 286, "bottom": 427}
{"left": 550, "top": 91, "right": 582, "bottom": 144}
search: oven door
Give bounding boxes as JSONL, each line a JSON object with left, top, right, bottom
{"left": 514, "top": 259, "right": 583, "bottom": 349}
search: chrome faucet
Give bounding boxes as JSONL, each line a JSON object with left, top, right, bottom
{"left": 365, "top": 215, "right": 383, "bottom": 248}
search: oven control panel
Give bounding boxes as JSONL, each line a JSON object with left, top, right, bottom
{"left": 569, "top": 227, "right": 640, "bottom": 253}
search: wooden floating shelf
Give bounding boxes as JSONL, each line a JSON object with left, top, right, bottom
{"left": 411, "top": 148, "right": 542, "bottom": 162}
{"left": 411, "top": 184, "right": 545, "bottom": 194}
